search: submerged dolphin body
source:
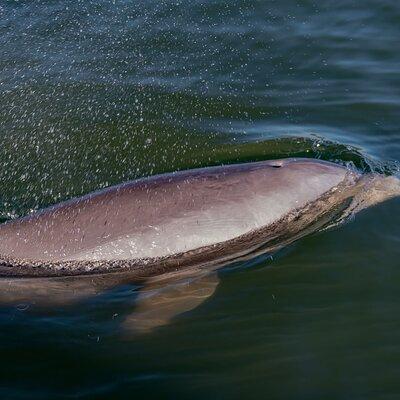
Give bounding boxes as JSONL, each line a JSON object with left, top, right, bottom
{"left": 0, "top": 158, "right": 399, "bottom": 333}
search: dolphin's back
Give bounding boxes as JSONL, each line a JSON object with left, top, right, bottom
{"left": 0, "top": 159, "right": 349, "bottom": 263}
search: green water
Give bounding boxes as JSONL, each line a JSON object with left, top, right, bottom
{"left": 1, "top": 0, "right": 400, "bottom": 398}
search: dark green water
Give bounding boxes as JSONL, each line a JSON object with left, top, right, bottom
{"left": 1, "top": 1, "right": 400, "bottom": 398}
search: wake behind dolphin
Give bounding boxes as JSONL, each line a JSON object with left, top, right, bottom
{"left": 0, "top": 158, "right": 399, "bottom": 333}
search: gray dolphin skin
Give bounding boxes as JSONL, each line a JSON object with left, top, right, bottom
{"left": 0, "top": 158, "right": 399, "bottom": 333}
{"left": 0, "top": 158, "right": 362, "bottom": 277}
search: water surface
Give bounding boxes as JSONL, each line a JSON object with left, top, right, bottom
{"left": 1, "top": 1, "right": 400, "bottom": 399}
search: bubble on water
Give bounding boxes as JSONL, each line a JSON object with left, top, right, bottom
{"left": 16, "top": 303, "right": 30, "bottom": 311}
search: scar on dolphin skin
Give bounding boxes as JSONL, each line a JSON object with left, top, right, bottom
{"left": 0, "top": 158, "right": 399, "bottom": 335}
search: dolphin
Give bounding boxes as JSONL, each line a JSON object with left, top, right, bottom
{"left": 0, "top": 158, "right": 398, "bottom": 333}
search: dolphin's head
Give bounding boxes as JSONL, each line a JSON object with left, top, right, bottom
{"left": 239, "top": 158, "right": 361, "bottom": 229}
{"left": 259, "top": 157, "right": 359, "bottom": 196}
{"left": 264, "top": 157, "right": 353, "bottom": 176}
